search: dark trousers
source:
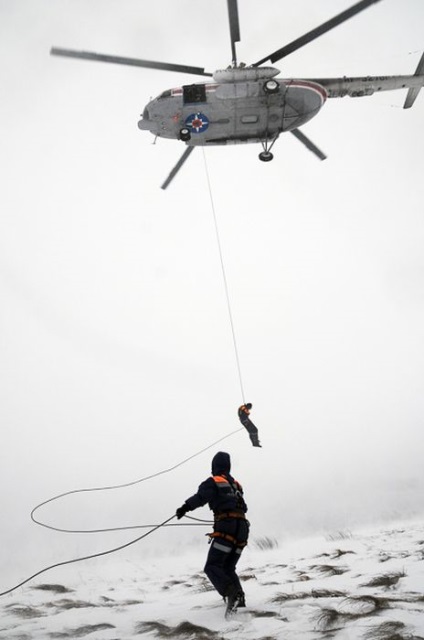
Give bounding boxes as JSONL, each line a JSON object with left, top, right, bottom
{"left": 204, "top": 518, "right": 249, "bottom": 597}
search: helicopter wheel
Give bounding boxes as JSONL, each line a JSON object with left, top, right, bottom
{"left": 259, "top": 151, "right": 274, "bottom": 162}
{"left": 179, "top": 127, "right": 191, "bottom": 141}
{"left": 263, "top": 79, "right": 279, "bottom": 94}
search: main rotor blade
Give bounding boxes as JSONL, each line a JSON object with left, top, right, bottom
{"left": 227, "top": 0, "right": 241, "bottom": 66}
{"left": 291, "top": 128, "right": 327, "bottom": 161}
{"left": 253, "top": 0, "right": 382, "bottom": 66}
{"left": 161, "top": 146, "right": 195, "bottom": 190}
{"left": 50, "top": 47, "right": 213, "bottom": 76}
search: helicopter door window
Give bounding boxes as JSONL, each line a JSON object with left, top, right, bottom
{"left": 183, "top": 84, "right": 206, "bottom": 104}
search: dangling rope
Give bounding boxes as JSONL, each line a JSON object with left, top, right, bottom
{"left": 1, "top": 428, "right": 243, "bottom": 597}
{"left": 202, "top": 148, "right": 246, "bottom": 404}
{"left": 31, "top": 427, "right": 243, "bottom": 534}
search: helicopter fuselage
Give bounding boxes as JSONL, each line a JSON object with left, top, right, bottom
{"left": 52, "top": 0, "right": 424, "bottom": 187}
{"left": 138, "top": 66, "right": 327, "bottom": 145}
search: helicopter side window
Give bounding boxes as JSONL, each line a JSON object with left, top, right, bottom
{"left": 241, "top": 115, "right": 259, "bottom": 124}
{"left": 183, "top": 84, "right": 206, "bottom": 104}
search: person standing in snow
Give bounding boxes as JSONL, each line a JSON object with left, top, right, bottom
{"left": 175, "top": 451, "right": 249, "bottom": 614}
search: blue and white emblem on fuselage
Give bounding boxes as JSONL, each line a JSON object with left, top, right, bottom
{"left": 185, "top": 112, "right": 209, "bottom": 133}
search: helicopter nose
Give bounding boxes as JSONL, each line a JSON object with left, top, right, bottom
{"left": 138, "top": 106, "right": 152, "bottom": 130}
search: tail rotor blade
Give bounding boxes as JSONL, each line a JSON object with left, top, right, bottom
{"left": 253, "top": 0, "right": 382, "bottom": 66}
{"left": 291, "top": 128, "right": 327, "bottom": 161}
{"left": 50, "top": 47, "right": 212, "bottom": 76}
{"left": 161, "top": 146, "right": 195, "bottom": 190}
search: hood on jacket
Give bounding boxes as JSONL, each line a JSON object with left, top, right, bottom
{"left": 211, "top": 451, "right": 231, "bottom": 476}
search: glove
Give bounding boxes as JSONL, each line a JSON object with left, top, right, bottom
{"left": 176, "top": 503, "right": 189, "bottom": 520}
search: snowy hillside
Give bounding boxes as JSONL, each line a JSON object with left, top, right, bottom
{"left": 1, "top": 520, "right": 424, "bottom": 640}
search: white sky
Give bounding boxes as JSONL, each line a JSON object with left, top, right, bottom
{"left": 1, "top": 0, "right": 424, "bottom": 590}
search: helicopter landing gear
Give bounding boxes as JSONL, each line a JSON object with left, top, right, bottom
{"left": 263, "top": 79, "right": 279, "bottom": 94}
{"left": 259, "top": 151, "right": 274, "bottom": 162}
{"left": 259, "top": 133, "right": 278, "bottom": 162}
{"left": 179, "top": 127, "right": 191, "bottom": 141}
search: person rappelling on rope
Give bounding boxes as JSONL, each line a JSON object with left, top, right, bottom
{"left": 175, "top": 451, "right": 249, "bottom": 618}
{"left": 238, "top": 403, "right": 261, "bottom": 447}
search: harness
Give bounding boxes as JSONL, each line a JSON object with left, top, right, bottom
{"left": 212, "top": 475, "right": 245, "bottom": 511}
{"left": 207, "top": 474, "right": 248, "bottom": 548}
{"left": 207, "top": 531, "right": 248, "bottom": 548}
{"left": 214, "top": 511, "right": 246, "bottom": 521}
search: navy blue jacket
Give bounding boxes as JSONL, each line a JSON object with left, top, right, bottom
{"left": 184, "top": 452, "right": 247, "bottom": 516}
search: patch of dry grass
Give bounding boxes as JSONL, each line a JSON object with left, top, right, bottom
{"left": 361, "top": 571, "right": 406, "bottom": 589}
{"left": 5, "top": 605, "right": 45, "bottom": 619}
{"left": 33, "top": 584, "right": 73, "bottom": 594}
{"left": 363, "top": 620, "right": 408, "bottom": 639}
{"left": 49, "top": 623, "right": 115, "bottom": 638}
{"left": 309, "top": 564, "right": 349, "bottom": 577}
{"left": 48, "top": 599, "right": 96, "bottom": 610}
{"left": 135, "top": 620, "right": 220, "bottom": 638}
{"left": 272, "top": 588, "right": 346, "bottom": 604}
{"left": 252, "top": 537, "right": 279, "bottom": 550}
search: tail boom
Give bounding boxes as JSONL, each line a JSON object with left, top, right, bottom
{"left": 307, "top": 53, "right": 424, "bottom": 107}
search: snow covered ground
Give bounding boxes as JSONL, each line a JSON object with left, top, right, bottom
{"left": 1, "top": 520, "right": 423, "bottom": 640}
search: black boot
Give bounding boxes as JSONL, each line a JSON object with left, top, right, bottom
{"left": 236, "top": 591, "right": 246, "bottom": 608}
{"left": 224, "top": 585, "right": 238, "bottom": 618}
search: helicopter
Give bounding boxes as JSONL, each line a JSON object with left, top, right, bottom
{"left": 51, "top": 0, "right": 423, "bottom": 189}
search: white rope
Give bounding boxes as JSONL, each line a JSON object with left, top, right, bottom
{"left": 202, "top": 148, "right": 246, "bottom": 403}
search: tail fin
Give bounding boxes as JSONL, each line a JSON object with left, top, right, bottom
{"left": 404, "top": 51, "right": 424, "bottom": 109}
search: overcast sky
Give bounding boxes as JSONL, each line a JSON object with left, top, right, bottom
{"left": 1, "top": 0, "right": 424, "bottom": 591}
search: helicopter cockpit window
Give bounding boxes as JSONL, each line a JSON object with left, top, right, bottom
{"left": 183, "top": 84, "right": 206, "bottom": 104}
{"left": 158, "top": 90, "right": 172, "bottom": 99}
